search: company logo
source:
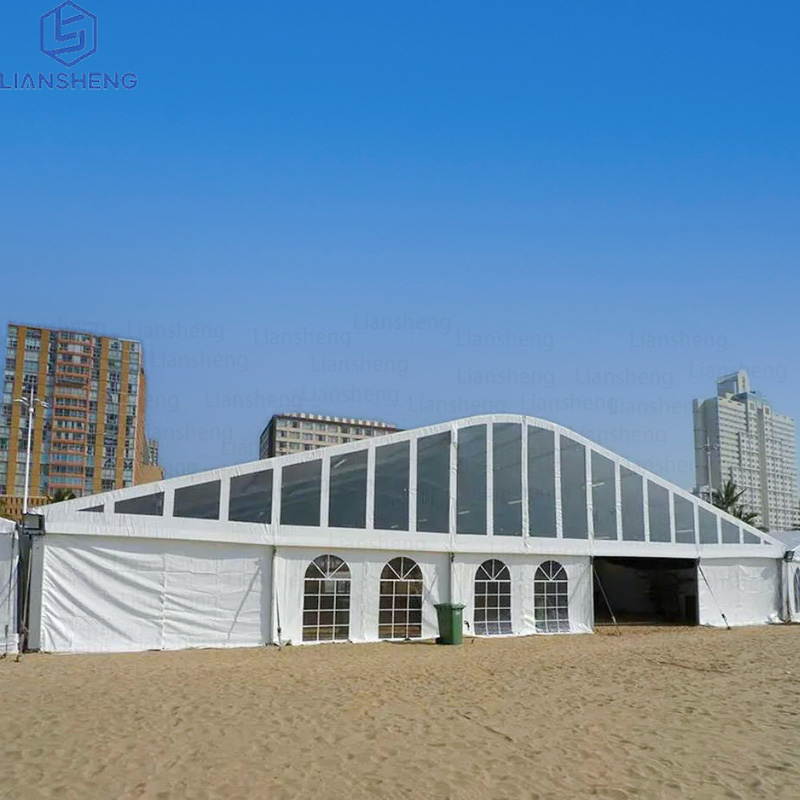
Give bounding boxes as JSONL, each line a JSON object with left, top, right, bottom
{"left": 40, "top": 2, "right": 98, "bottom": 68}
{"left": 0, "top": 2, "right": 136, "bottom": 91}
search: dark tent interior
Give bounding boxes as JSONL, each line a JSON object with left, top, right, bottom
{"left": 593, "top": 557, "right": 698, "bottom": 625}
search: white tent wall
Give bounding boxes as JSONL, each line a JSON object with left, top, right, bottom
{"left": 36, "top": 534, "right": 270, "bottom": 654}
{"left": 1, "top": 519, "right": 18, "bottom": 655}
{"left": 698, "top": 558, "right": 782, "bottom": 627}
{"left": 451, "top": 554, "right": 592, "bottom": 636}
{"left": 788, "top": 561, "right": 800, "bottom": 623}
{"left": 274, "top": 547, "right": 449, "bottom": 644}
{"left": 25, "top": 531, "right": 788, "bottom": 653}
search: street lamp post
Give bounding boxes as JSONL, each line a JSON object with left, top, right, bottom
{"left": 13, "top": 388, "right": 48, "bottom": 515}
{"left": 699, "top": 437, "right": 720, "bottom": 505}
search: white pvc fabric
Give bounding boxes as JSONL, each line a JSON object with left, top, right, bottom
{"left": 788, "top": 561, "right": 800, "bottom": 623}
{"left": 452, "top": 554, "right": 593, "bottom": 636}
{"left": 698, "top": 558, "right": 782, "bottom": 627}
{"left": 1, "top": 518, "right": 18, "bottom": 655}
{"left": 274, "top": 548, "right": 449, "bottom": 644}
{"left": 33, "top": 536, "right": 597, "bottom": 653}
{"left": 39, "top": 535, "right": 269, "bottom": 653}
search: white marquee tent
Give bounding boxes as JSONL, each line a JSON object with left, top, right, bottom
{"left": 22, "top": 414, "right": 792, "bottom": 654}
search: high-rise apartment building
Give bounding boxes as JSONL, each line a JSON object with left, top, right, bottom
{"left": 693, "top": 370, "right": 798, "bottom": 530}
{"left": 260, "top": 413, "right": 400, "bottom": 458}
{"left": 140, "top": 437, "right": 165, "bottom": 484}
{"left": 0, "top": 323, "right": 162, "bottom": 518}
{"left": 147, "top": 438, "right": 160, "bottom": 467}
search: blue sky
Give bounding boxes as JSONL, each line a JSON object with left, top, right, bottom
{"left": 1, "top": 1, "right": 798, "bottom": 486}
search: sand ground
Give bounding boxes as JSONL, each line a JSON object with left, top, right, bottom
{"left": 2, "top": 626, "right": 799, "bottom": 799}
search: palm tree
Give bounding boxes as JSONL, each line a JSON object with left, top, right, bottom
{"left": 48, "top": 489, "right": 76, "bottom": 504}
{"left": 712, "top": 479, "right": 759, "bottom": 525}
{"left": 733, "top": 507, "right": 760, "bottom": 525}
{"left": 712, "top": 479, "right": 743, "bottom": 512}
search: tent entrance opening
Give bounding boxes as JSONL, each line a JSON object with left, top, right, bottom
{"left": 593, "top": 557, "right": 698, "bottom": 625}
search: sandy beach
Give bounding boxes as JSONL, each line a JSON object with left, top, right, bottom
{"left": 2, "top": 626, "right": 799, "bottom": 799}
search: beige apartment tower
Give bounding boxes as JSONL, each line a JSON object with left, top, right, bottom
{"left": 260, "top": 413, "right": 399, "bottom": 458}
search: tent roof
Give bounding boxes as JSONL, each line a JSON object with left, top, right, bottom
{"left": 38, "top": 414, "right": 785, "bottom": 556}
{"left": 769, "top": 530, "right": 800, "bottom": 551}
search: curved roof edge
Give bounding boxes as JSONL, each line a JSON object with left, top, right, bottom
{"left": 39, "top": 413, "right": 780, "bottom": 547}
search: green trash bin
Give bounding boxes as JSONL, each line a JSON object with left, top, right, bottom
{"left": 434, "top": 603, "right": 466, "bottom": 645}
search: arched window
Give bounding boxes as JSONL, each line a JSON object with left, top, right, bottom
{"left": 303, "top": 555, "right": 350, "bottom": 642}
{"left": 379, "top": 557, "right": 423, "bottom": 640}
{"left": 534, "top": 560, "right": 570, "bottom": 633}
{"left": 474, "top": 559, "right": 512, "bottom": 635}
{"left": 794, "top": 569, "right": 800, "bottom": 616}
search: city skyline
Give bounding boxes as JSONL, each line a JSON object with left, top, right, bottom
{"left": 2, "top": 316, "right": 798, "bottom": 500}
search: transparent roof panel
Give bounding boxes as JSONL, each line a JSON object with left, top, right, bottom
{"left": 674, "top": 495, "right": 696, "bottom": 544}
{"left": 648, "top": 482, "right": 671, "bottom": 542}
{"left": 561, "top": 437, "right": 587, "bottom": 539}
{"left": 374, "top": 441, "right": 409, "bottom": 531}
{"left": 417, "top": 432, "right": 450, "bottom": 534}
{"left": 114, "top": 492, "right": 164, "bottom": 517}
{"left": 620, "top": 467, "right": 645, "bottom": 541}
{"left": 493, "top": 423, "right": 522, "bottom": 536}
{"left": 281, "top": 461, "right": 321, "bottom": 527}
{"left": 721, "top": 518, "right": 740, "bottom": 544}
{"left": 329, "top": 450, "right": 368, "bottom": 529}
{"left": 174, "top": 480, "right": 221, "bottom": 520}
{"left": 698, "top": 508, "right": 718, "bottom": 544}
{"left": 743, "top": 529, "right": 760, "bottom": 544}
{"left": 457, "top": 425, "right": 487, "bottom": 535}
{"left": 592, "top": 452, "right": 617, "bottom": 540}
{"left": 229, "top": 470, "right": 273, "bottom": 524}
{"left": 528, "top": 427, "right": 556, "bottom": 538}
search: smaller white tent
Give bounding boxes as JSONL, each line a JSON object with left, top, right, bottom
{"left": 789, "top": 557, "right": 800, "bottom": 623}
{"left": 0, "top": 517, "right": 18, "bottom": 656}
{"left": 770, "top": 532, "right": 800, "bottom": 623}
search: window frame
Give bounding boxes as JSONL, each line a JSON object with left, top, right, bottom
{"left": 379, "top": 557, "right": 423, "bottom": 641}
{"left": 533, "top": 560, "right": 570, "bottom": 633}
{"left": 302, "top": 555, "right": 351, "bottom": 643}
{"left": 474, "top": 559, "right": 512, "bottom": 636}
